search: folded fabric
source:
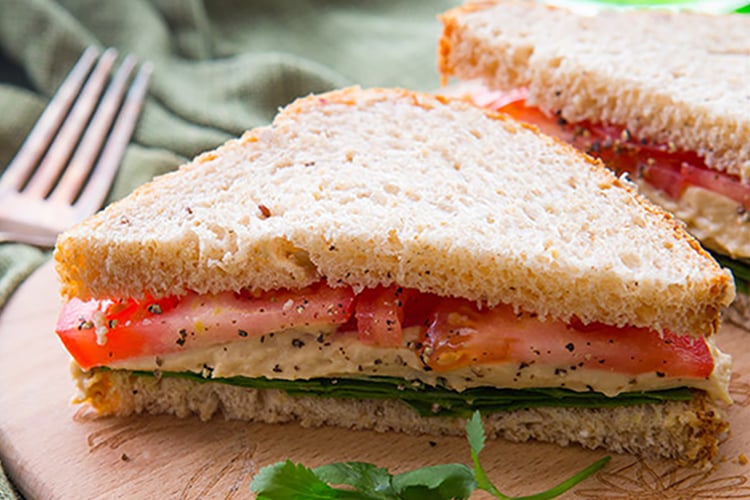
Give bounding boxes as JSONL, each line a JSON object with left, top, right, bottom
{"left": 0, "top": 1, "right": 456, "bottom": 497}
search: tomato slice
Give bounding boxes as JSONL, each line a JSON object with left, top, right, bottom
{"left": 482, "top": 91, "right": 750, "bottom": 210}
{"left": 56, "top": 282, "right": 356, "bottom": 370}
{"left": 57, "top": 280, "right": 714, "bottom": 382}
{"left": 680, "top": 163, "right": 750, "bottom": 208}
{"left": 419, "top": 298, "right": 713, "bottom": 378}
{"left": 355, "top": 286, "right": 416, "bottom": 347}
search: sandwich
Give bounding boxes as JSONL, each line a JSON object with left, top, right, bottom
{"left": 438, "top": 0, "right": 750, "bottom": 329}
{"left": 53, "top": 87, "right": 735, "bottom": 467}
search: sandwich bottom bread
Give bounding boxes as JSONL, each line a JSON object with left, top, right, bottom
{"left": 54, "top": 87, "right": 734, "bottom": 467}
{"left": 75, "top": 366, "right": 726, "bottom": 466}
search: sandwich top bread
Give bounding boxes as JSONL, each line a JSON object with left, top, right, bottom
{"left": 54, "top": 87, "right": 734, "bottom": 466}
{"left": 55, "top": 87, "right": 732, "bottom": 335}
{"left": 438, "top": 0, "right": 750, "bottom": 328}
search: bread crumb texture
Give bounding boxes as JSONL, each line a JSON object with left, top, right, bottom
{"left": 439, "top": 1, "right": 750, "bottom": 180}
{"left": 75, "top": 367, "right": 727, "bottom": 468}
{"left": 54, "top": 87, "right": 733, "bottom": 335}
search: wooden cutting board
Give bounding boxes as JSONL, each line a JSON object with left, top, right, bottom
{"left": 1, "top": 262, "right": 750, "bottom": 499}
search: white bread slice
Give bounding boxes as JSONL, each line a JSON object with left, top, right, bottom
{"left": 74, "top": 365, "right": 727, "bottom": 467}
{"left": 438, "top": 1, "right": 750, "bottom": 181}
{"left": 53, "top": 87, "right": 733, "bottom": 336}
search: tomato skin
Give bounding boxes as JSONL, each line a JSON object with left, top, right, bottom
{"left": 103, "top": 294, "right": 181, "bottom": 326}
{"left": 494, "top": 99, "right": 565, "bottom": 139}
{"left": 355, "top": 286, "right": 415, "bottom": 347}
{"left": 420, "top": 298, "right": 713, "bottom": 378}
{"left": 56, "top": 298, "right": 126, "bottom": 370}
{"left": 56, "top": 283, "right": 356, "bottom": 370}
{"left": 680, "top": 163, "right": 750, "bottom": 208}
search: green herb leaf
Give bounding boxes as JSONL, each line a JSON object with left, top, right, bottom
{"left": 466, "top": 411, "right": 486, "bottom": 456}
{"left": 250, "top": 460, "right": 353, "bottom": 500}
{"left": 392, "top": 464, "right": 475, "bottom": 499}
{"left": 313, "top": 462, "right": 395, "bottom": 498}
{"left": 249, "top": 413, "right": 610, "bottom": 500}
{"left": 464, "top": 411, "right": 610, "bottom": 500}
{"left": 466, "top": 411, "right": 506, "bottom": 499}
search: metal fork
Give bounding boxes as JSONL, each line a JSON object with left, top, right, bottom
{"left": 0, "top": 46, "right": 152, "bottom": 247}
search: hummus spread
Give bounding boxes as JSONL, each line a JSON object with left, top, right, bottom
{"left": 109, "top": 325, "right": 732, "bottom": 403}
{"left": 639, "top": 182, "right": 750, "bottom": 260}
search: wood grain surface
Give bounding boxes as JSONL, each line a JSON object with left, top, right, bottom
{"left": 1, "top": 262, "right": 749, "bottom": 499}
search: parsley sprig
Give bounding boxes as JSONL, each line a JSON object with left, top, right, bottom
{"left": 250, "top": 411, "right": 611, "bottom": 499}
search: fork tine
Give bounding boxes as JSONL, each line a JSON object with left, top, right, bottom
{"left": 0, "top": 46, "right": 100, "bottom": 191}
{"left": 74, "top": 61, "right": 153, "bottom": 216}
{"left": 48, "top": 54, "right": 138, "bottom": 205}
{"left": 23, "top": 48, "right": 119, "bottom": 199}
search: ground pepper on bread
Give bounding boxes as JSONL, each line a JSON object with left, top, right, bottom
{"left": 258, "top": 204, "right": 271, "bottom": 218}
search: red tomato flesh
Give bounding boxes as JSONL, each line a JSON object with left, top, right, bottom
{"left": 481, "top": 91, "right": 750, "bottom": 209}
{"left": 355, "top": 286, "right": 416, "bottom": 347}
{"left": 56, "top": 283, "right": 714, "bottom": 380}
{"left": 57, "top": 282, "right": 355, "bottom": 370}
{"left": 419, "top": 298, "right": 713, "bottom": 378}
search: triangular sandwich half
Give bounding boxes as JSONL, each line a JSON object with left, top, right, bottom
{"left": 438, "top": 0, "right": 750, "bottom": 329}
{"left": 54, "top": 87, "right": 734, "bottom": 467}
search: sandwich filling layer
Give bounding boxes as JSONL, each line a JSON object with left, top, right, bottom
{"left": 56, "top": 283, "right": 732, "bottom": 404}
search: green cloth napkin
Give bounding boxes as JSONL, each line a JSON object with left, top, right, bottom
{"left": 0, "top": 0, "right": 457, "bottom": 497}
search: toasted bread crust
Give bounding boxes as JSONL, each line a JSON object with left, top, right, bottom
{"left": 54, "top": 87, "right": 734, "bottom": 335}
{"left": 74, "top": 366, "right": 727, "bottom": 468}
{"left": 439, "top": 1, "right": 750, "bottom": 180}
